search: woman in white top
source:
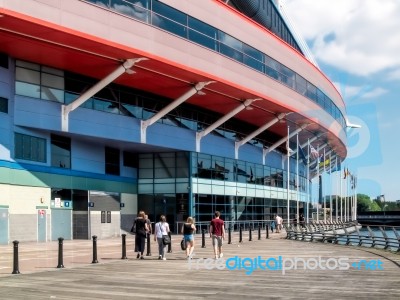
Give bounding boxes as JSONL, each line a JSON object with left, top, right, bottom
{"left": 154, "top": 215, "right": 170, "bottom": 260}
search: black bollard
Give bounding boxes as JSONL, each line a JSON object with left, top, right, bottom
{"left": 92, "top": 235, "right": 98, "bottom": 264}
{"left": 228, "top": 227, "right": 232, "bottom": 244}
{"left": 239, "top": 226, "right": 243, "bottom": 243}
{"left": 57, "top": 237, "right": 65, "bottom": 268}
{"left": 249, "top": 226, "right": 252, "bottom": 241}
{"left": 258, "top": 225, "right": 261, "bottom": 240}
{"left": 12, "top": 240, "right": 20, "bottom": 274}
{"left": 121, "top": 234, "right": 127, "bottom": 259}
{"left": 146, "top": 233, "right": 151, "bottom": 256}
{"left": 266, "top": 224, "right": 269, "bottom": 239}
{"left": 201, "top": 229, "right": 206, "bottom": 248}
{"left": 167, "top": 232, "right": 172, "bottom": 253}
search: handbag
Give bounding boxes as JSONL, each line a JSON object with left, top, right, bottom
{"left": 159, "top": 223, "right": 171, "bottom": 245}
{"left": 180, "top": 238, "right": 187, "bottom": 250}
{"left": 162, "top": 235, "right": 171, "bottom": 245}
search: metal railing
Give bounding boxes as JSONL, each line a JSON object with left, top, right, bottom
{"left": 284, "top": 221, "right": 400, "bottom": 252}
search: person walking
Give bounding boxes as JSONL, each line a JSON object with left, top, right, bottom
{"left": 270, "top": 219, "right": 276, "bottom": 233}
{"left": 181, "top": 217, "right": 196, "bottom": 259}
{"left": 154, "top": 215, "right": 170, "bottom": 260}
{"left": 275, "top": 214, "right": 282, "bottom": 233}
{"left": 209, "top": 211, "right": 225, "bottom": 259}
{"left": 133, "top": 211, "right": 148, "bottom": 259}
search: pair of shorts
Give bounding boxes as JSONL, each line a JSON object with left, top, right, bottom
{"left": 212, "top": 235, "right": 223, "bottom": 247}
{"left": 184, "top": 234, "right": 194, "bottom": 242}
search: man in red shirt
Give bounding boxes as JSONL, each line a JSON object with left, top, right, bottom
{"left": 209, "top": 211, "right": 225, "bottom": 259}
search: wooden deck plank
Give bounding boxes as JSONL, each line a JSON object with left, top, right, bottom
{"left": 0, "top": 233, "right": 399, "bottom": 299}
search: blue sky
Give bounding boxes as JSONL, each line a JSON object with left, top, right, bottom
{"left": 284, "top": 0, "right": 400, "bottom": 201}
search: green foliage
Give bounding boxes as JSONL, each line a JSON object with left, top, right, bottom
{"left": 369, "top": 201, "right": 381, "bottom": 211}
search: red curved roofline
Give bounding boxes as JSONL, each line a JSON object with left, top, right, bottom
{"left": 212, "top": 0, "right": 345, "bottom": 109}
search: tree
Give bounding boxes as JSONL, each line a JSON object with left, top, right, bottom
{"left": 357, "top": 194, "right": 371, "bottom": 213}
{"left": 369, "top": 201, "right": 381, "bottom": 211}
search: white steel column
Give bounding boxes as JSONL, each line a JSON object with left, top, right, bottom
{"left": 140, "top": 81, "right": 214, "bottom": 143}
{"left": 235, "top": 113, "right": 286, "bottom": 160}
{"left": 286, "top": 125, "right": 290, "bottom": 225}
{"left": 306, "top": 139, "right": 310, "bottom": 223}
{"left": 196, "top": 98, "right": 259, "bottom": 152}
{"left": 61, "top": 58, "right": 146, "bottom": 132}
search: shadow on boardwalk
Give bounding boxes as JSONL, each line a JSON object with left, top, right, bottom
{"left": 0, "top": 231, "right": 399, "bottom": 300}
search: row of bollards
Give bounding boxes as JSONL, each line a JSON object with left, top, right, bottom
{"left": 199, "top": 225, "right": 271, "bottom": 248}
{"left": 11, "top": 226, "right": 271, "bottom": 274}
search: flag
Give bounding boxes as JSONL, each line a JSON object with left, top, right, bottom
{"left": 329, "top": 160, "right": 341, "bottom": 173}
{"left": 294, "top": 145, "right": 307, "bottom": 164}
{"left": 343, "top": 168, "right": 350, "bottom": 179}
{"left": 309, "top": 144, "right": 319, "bottom": 160}
{"left": 319, "top": 158, "right": 330, "bottom": 169}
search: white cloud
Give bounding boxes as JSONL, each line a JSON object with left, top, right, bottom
{"left": 386, "top": 68, "right": 400, "bottom": 81}
{"left": 333, "top": 82, "right": 387, "bottom": 102}
{"left": 284, "top": 0, "right": 400, "bottom": 76}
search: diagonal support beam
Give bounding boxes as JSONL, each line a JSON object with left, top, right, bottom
{"left": 196, "top": 98, "right": 260, "bottom": 152}
{"left": 140, "top": 81, "right": 214, "bottom": 143}
{"left": 61, "top": 58, "right": 147, "bottom": 132}
{"left": 263, "top": 123, "right": 308, "bottom": 164}
{"left": 235, "top": 113, "right": 286, "bottom": 160}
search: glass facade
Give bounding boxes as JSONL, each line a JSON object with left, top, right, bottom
{"left": 137, "top": 151, "right": 307, "bottom": 229}
{"left": 83, "top": 0, "right": 346, "bottom": 129}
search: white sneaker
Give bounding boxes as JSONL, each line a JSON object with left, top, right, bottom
{"left": 162, "top": 257, "right": 166, "bottom": 260}
{"left": 219, "top": 253, "right": 223, "bottom": 258}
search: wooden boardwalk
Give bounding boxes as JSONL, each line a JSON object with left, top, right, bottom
{"left": 0, "top": 232, "right": 399, "bottom": 299}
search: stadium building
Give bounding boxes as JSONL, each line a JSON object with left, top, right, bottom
{"left": 0, "top": 0, "right": 347, "bottom": 243}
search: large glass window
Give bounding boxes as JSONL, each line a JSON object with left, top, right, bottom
{"left": 0, "top": 53, "right": 8, "bottom": 69}
{"left": 15, "top": 61, "right": 64, "bottom": 102}
{"left": 15, "top": 133, "right": 46, "bottom": 163}
{"left": 105, "top": 146, "right": 120, "bottom": 175}
{"left": 0, "top": 97, "right": 8, "bottom": 114}
{"left": 51, "top": 134, "right": 71, "bottom": 168}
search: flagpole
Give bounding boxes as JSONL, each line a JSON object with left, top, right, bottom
{"left": 344, "top": 167, "right": 347, "bottom": 222}
{"left": 296, "top": 133, "right": 299, "bottom": 223}
{"left": 335, "top": 158, "right": 338, "bottom": 221}
{"left": 316, "top": 144, "right": 320, "bottom": 223}
{"left": 306, "top": 139, "right": 310, "bottom": 223}
{"left": 354, "top": 175, "right": 357, "bottom": 221}
{"left": 318, "top": 148, "right": 326, "bottom": 222}
{"left": 329, "top": 152, "right": 332, "bottom": 222}
{"left": 286, "top": 125, "right": 290, "bottom": 225}
{"left": 340, "top": 167, "right": 343, "bottom": 222}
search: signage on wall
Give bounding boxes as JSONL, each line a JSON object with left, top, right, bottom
{"left": 55, "top": 198, "right": 61, "bottom": 208}
{"left": 88, "top": 202, "right": 94, "bottom": 208}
